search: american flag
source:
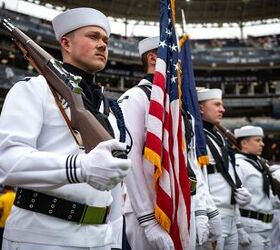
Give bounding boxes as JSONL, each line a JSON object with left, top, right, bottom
{"left": 144, "top": 0, "right": 191, "bottom": 249}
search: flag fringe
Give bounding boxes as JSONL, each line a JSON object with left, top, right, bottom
{"left": 198, "top": 155, "right": 209, "bottom": 166}
{"left": 155, "top": 204, "right": 171, "bottom": 233}
{"left": 144, "top": 147, "right": 162, "bottom": 181}
{"left": 144, "top": 147, "right": 172, "bottom": 233}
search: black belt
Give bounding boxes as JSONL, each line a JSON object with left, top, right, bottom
{"left": 14, "top": 188, "right": 109, "bottom": 225}
{"left": 207, "top": 164, "right": 220, "bottom": 174}
{"left": 240, "top": 208, "right": 273, "bottom": 223}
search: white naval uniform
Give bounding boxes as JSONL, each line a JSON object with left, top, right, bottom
{"left": 183, "top": 113, "right": 201, "bottom": 250}
{"left": 187, "top": 123, "right": 221, "bottom": 246}
{"left": 184, "top": 113, "right": 217, "bottom": 250}
{"left": 184, "top": 118, "right": 219, "bottom": 221}
{"left": 188, "top": 159, "right": 205, "bottom": 250}
{"left": 189, "top": 158, "right": 221, "bottom": 250}
{"left": 117, "top": 79, "right": 156, "bottom": 250}
{"left": 0, "top": 75, "right": 121, "bottom": 249}
{"left": 271, "top": 166, "right": 280, "bottom": 250}
{"left": 235, "top": 153, "right": 279, "bottom": 250}
{"left": 271, "top": 209, "right": 280, "bottom": 250}
{"left": 199, "top": 128, "right": 238, "bottom": 250}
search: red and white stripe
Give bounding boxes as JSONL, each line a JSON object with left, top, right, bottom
{"left": 145, "top": 57, "right": 191, "bottom": 250}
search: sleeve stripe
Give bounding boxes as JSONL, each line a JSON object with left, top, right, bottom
{"left": 207, "top": 209, "right": 219, "bottom": 219}
{"left": 195, "top": 210, "right": 207, "bottom": 216}
{"left": 66, "top": 154, "right": 80, "bottom": 183}
{"left": 72, "top": 154, "right": 79, "bottom": 183}
{"left": 137, "top": 213, "right": 155, "bottom": 224}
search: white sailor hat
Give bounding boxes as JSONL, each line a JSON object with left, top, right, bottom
{"left": 197, "top": 88, "right": 222, "bottom": 102}
{"left": 52, "top": 7, "right": 111, "bottom": 41}
{"left": 138, "top": 36, "right": 160, "bottom": 57}
{"left": 234, "top": 125, "right": 264, "bottom": 138}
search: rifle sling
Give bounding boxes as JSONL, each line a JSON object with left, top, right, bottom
{"left": 206, "top": 136, "right": 237, "bottom": 189}
{"left": 258, "top": 158, "right": 280, "bottom": 199}
{"left": 206, "top": 136, "right": 242, "bottom": 204}
{"left": 50, "top": 87, "right": 84, "bottom": 149}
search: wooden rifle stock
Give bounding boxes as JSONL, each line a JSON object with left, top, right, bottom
{"left": 1, "top": 19, "right": 118, "bottom": 154}
{"left": 216, "top": 124, "right": 280, "bottom": 199}
{"left": 215, "top": 124, "right": 239, "bottom": 150}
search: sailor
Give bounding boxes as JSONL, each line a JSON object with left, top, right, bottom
{"left": 196, "top": 88, "right": 252, "bottom": 250}
{"left": 269, "top": 164, "right": 280, "bottom": 250}
{"left": 0, "top": 7, "right": 131, "bottom": 250}
{"left": 182, "top": 110, "right": 222, "bottom": 250}
{"left": 234, "top": 125, "right": 280, "bottom": 250}
{"left": 118, "top": 36, "right": 218, "bottom": 250}
{"left": 117, "top": 36, "right": 175, "bottom": 250}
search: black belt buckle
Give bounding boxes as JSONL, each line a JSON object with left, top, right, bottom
{"left": 80, "top": 205, "right": 110, "bottom": 224}
{"left": 263, "top": 213, "right": 273, "bottom": 223}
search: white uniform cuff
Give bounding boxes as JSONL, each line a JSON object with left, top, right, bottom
{"left": 65, "top": 154, "right": 83, "bottom": 183}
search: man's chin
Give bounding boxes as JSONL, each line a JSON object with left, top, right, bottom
{"left": 214, "top": 120, "right": 222, "bottom": 125}
{"left": 86, "top": 66, "right": 105, "bottom": 74}
{"left": 93, "top": 63, "right": 106, "bottom": 73}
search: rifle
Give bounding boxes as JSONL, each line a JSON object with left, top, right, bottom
{"left": 1, "top": 19, "right": 126, "bottom": 158}
{"left": 216, "top": 123, "right": 280, "bottom": 199}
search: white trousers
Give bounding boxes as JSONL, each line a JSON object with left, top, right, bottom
{"left": 238, "top": 218, "right": 272, "bottom": 250}
{"left": 2, "top": 239, "right": 111, "bottom": 250}
{"left": 238, "top": 230, "right": 271, "bottom": 250}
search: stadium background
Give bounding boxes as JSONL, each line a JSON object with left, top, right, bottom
{"left": 0, "top": 0, "right": 279, "bottom": 161}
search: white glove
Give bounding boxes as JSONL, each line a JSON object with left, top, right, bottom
{"left": 272, "top": 170, "right": 280, "bottom": 182}
{"left": 269, "top": 164, "right": 280, "bottom": 182}
{"left": 78, "top": 139, "right": 131, "bottom": 191}
{"left": 237, "top": 228, "right": 252, "bottom": 246}
{"left": 270, "top": 164, "right": 280, "bottom": 173}
{"left": 270, "top": 165, "right": 280, "bottom": 181}
{"left": 144, "top": 221, "right": 175, "bottom": 250}
{"left": 208, "top": 213, "right": 222, "bottom": 241}
{"left": 195, "top": 215, "right": 209, "bottom": 245}
{"left": 235, "top": 187, "right": 252, "bottom": 206}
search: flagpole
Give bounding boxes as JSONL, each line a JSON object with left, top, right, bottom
{"left": 181, "top": 9, "right": 187, "bottom": 34}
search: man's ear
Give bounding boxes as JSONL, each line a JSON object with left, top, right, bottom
{"left": 148, "top": 52, "right": 157, "bottom": 66}
{"left": 199, "top": 103, "right": 204, "bottom": 114}
{"left": 60, "top": 36, "right": 71, "bottom": 53}
{"left": 240, "top": 139, "right": 248, "bottom": 149}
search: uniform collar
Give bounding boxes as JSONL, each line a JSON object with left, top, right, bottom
{"left": 239, "top": 152, "right": 258, "bottom": 161}
{"left": 144, "top": 73, "right": 154, "bottom": 83}
{"left": 203, "top": 120, "right": 215, "bottom": 131}
{"left": 63, "top": 63, "right": 102, "bottom": 110}
{"left": 63, "top": 63, "right": 95, "bottom": 84}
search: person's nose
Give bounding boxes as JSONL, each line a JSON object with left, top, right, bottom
{"left": 97, "top": 39, "right": 107, "bottom": 51}
{"left": 220, "top": 106, "right": 225, "bottom": 113}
